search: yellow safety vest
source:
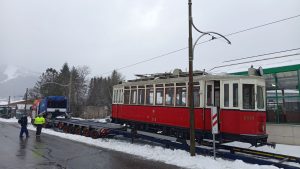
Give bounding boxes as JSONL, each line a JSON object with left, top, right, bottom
{"left": 34, "top": 116, "right": 45, "bottom": 125}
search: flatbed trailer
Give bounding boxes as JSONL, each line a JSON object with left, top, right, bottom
{"left": 51, "top": 118, "right": 300, "bottom": 169}
{"left": 52, "top": 118, "right": 126, "bottom": 138}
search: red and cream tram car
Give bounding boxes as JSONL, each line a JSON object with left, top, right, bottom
{"left": 112, "top": 70, "right": 268, "bottom": 146}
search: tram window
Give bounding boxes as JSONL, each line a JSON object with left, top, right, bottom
{"left": 146, "top": 87, "right": 154, "bottom": 105}
{"left": 115, "top": 90, "right": 119, "bottom": 103}
{"left": 165, "top": 87, "right": 174, "bottom": 106}
{"left": 233, "top": 83, "right": 238, "bottom": 107}
{"left": 155, "top": 88, "right": 164, "bottom": 105}
{"left": 176, "top": 87, "right": 186, "bottom": 106}
{"left": 138, "top": 89, "right": 145, "bottom": 105}
{"left": 130, "top": 89, "right": 137, "bottom": 104}
{"left": 243, "top": 84, "right": 255, "bottom": 109}
{"left": 118, "top": 90, "right": 123, "bottom": 103}
{"left": 257, "top": 86, "right": 264, "bottom": 109}
{"left": 112, "top": 90, "right": 116, "bottom": 103}
{"left": 224, "top": 84, "right": 229, "bottom": 107}
{"left": 176, "top": 83, "right": 186, "bottom": 86}
{"left": 124, "top": 90, "right": 130, "bottom": 104}
{"left": 207, "top": 85, "right": 213, "bottom": 106}
{"left": 194, "top": 86, "right": 200, "bottom": 107}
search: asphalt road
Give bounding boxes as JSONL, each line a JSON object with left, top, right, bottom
{"left": 0, "top": 122, "right": 183, "bottom": 169}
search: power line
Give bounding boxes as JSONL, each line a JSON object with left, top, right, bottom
{"left": 101, "top": 14, "right": 300, "bottom": 76}
{"left": 211, "top": 58, "right": 300, "bottom": 74}
{"left": 101, "top": 47, "right": 189, "bottom": 75}
{"left": 223, "top": 47, "right": 300, "bottom": 63}
{"left": 209, "top": 53, "right": 300, "bottom": 71}
{"left": 224, "top": 14, "right": 300, "bottom": 37}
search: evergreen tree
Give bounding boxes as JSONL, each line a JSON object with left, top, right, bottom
{"left": 58, "top": 63, "right": 71, "bottom": 96}
{"left": 35, "top": 68, "right": 61, "bottom": 97}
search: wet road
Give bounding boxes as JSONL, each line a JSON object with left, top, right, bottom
{"left": 0, "top": 122, "right": 182, "bottom": 169}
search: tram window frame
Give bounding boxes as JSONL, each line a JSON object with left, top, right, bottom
{"left": 155, "top": 87, "right": 164, "bottom": 105}
{"left": 112, "top": 89, "right": 115, "bottom": 103}
{"left": 176, "top": 86, "right": 187, "bottom": 106}
{"left": 138, "top": 88, "right": 145, "bottom": 105}
{"left": 146, "top": 85, "right": 154, "bottom": 105}
{"left": 242, "top": 84, "right": 255, "bottom": 110}
{"left": 206, "top": 84, "right": 213, "bottom": 106}
{"left": 257, "top": 85, "right": 265, "bottom": 109}
{"left": 165, "top": 84, "right": 174, "bottom": 106}
{"left": 124, "top": 89, "right": 130, "bottom": 104}
{"left": 114, "top": 89, "right": 119, "bottom": 103}
{"left": 224, "top": 83, "right": 229, "bottom": 107}
{"left": 117, "top": 89, "right": 121, "bottom": 104}
{"left": 130, "top": 87, "right": 137, "bottom": 104}
{"left": 233, "top": 83, "right": 239, "bottom": 107}
{"left": 193, "top": 85, "right": 200, "bottom": 107}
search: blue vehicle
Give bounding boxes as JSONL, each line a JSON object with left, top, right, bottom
{"left": 38, "top": 96, "right": 70, "bottom": 119}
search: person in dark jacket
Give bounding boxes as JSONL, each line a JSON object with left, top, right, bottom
{"left": 18, "top": 114, "right": 29, "bottom": 138}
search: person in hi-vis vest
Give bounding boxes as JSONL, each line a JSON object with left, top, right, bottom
{"left": 34, "top": 114, "right": 45, "bottom": 136}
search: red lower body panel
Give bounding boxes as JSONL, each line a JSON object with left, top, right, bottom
{"left": 112, "top": 104, "right": 266, "bottom": 135}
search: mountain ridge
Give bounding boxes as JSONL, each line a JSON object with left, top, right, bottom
{"left": 0, "top": 65, "right": 38, "bottom": 98}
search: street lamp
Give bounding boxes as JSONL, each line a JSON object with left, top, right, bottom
{"left": 188, "top": 0, "right": 231, "bottom": 156}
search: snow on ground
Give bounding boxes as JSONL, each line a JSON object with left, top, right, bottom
{"left": 70, "top": 117, "right": 109, "bottom": 123}
{"left": 0, "top": 101, "right": 8, "bottom": 105}
{"left": 0, "top": 117, "right": 18, "bottom": 122}
{"left": 0, "top": 117, "right": 288, "bottom": 169}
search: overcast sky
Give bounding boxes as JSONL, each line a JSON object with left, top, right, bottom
{"left": 1, "top": 0, "right": 300, "bottom": 79}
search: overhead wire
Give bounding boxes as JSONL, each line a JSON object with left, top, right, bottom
{"left": 222, "top": 47, "right": 300, "bottom": 63}
{"left": 100, "top": 14, "right": 300, "bottom": 76}
{"left": 209, "top": 53, "right": 300, "bottom": 71}
{"left": 211, "top": 58, "right": 300, "bottom": 74}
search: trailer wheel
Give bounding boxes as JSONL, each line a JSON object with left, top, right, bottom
{"left": 91, "top": 130, "right": 99, "bottom": 139}
{"left": 99, "top": 128, "right": 109, "bottom": 137}
{"left": 75, "top": 127, "right": 82, "bottom": 135}
{"left": 68, "top": 126, "right": 75, "bottom": 134}
{"left": 58, "top": 122, "right": 64, "bottom": 130}
{"left": 63, "top": 125, "right": 69, "bottom": 133}
{"left": 82, "top": 128, "right": 90, "bottom": 137}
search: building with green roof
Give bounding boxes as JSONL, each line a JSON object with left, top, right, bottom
{"left": 233, "top": 64, "right": 300, "bottom": 124}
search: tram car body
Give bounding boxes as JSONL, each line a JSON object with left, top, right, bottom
{"left": 112, "top": 70, "right": 267, "bottom": 146}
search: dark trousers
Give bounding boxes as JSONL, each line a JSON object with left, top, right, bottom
{"left": 36, "top": 124, "right": 43, "bottom": 136}
{"left": 20, "top": 126, "right": 29, "bottom": 137}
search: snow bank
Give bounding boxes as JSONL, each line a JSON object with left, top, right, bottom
{"left": 0, "top": 118, "right": 286, "bottom": 169}
{"left": 26, "top": 125, "right": 277, "bottom": 169}
{"left": 0, "top": 117, "right": 18, "bottom": 122}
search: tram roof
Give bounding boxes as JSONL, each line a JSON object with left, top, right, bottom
{"left": 114, "top": 73, "right": 264, "bottom": 87}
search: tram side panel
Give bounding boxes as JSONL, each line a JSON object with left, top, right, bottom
{"left": 220, "top": 109, "right": 266, "bottom": 135}
{"left": 112, "top": 104, "right": 210, "bottom": 131}
{"left": 113, "top": 104, "right": 190, "bottom": 128}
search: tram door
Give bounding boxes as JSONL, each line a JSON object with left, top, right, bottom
{"left": 206, "top": 81, "right": 220, "bottom": 107}
{"left": 205, "top": 81, "right": 220, "bottom": 131}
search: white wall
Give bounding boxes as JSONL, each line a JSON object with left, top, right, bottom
{"left": 267, "top": 124, "right": 300, "bottom": 145}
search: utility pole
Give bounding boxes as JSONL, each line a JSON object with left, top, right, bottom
{"left": 188, "top": 0, "right": 196, "bottom": 156}
{"left": 187, "top": 0, "right": 231, "bottom": 157}
{"left": 68, "top": 72, "right": 73, "bottom": 113}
